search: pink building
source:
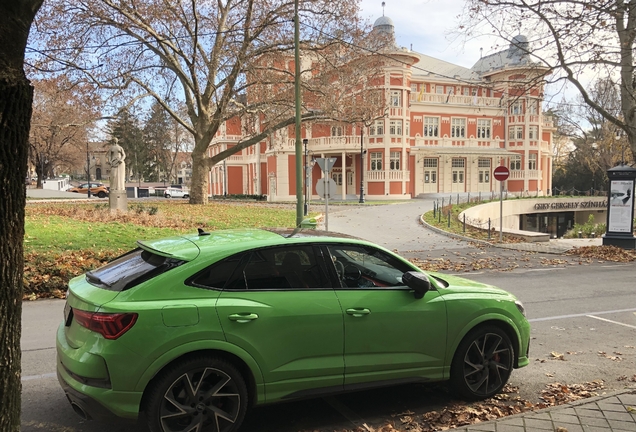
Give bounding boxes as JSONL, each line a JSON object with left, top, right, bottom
{"left": 208, "top": 16, "right": 554, "bottom": 201}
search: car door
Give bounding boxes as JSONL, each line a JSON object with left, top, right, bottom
{"left": 214, "top": 245, "right": 345, "bottom": 402}
{"left": 324, "top": 244, "right": 447, "bottom": 388}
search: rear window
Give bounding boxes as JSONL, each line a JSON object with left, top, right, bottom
{"left": 86, "top": 248, "right": 185, "bottom": 291}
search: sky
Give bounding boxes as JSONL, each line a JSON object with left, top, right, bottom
{"left": 358, "top": 0, "right": 586, "bottom": 113}
{"left": 358, "top": 0, "right": 494, "bottom": 69}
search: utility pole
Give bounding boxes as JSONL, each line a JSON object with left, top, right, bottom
{"left": 294, "top": 0, "right": 303, "bottom": 226}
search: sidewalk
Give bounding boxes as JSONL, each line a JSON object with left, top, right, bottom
{"left": 459, "top": 388, "right": 636, "bottom": 432}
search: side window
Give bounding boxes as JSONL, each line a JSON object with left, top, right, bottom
{"left": 188, "top": 253, "right": 246, "bottom": 290}
{"left": 325, "top": 245, "right": 414, "bottom": 289}
{"left": 225, "top": 245, "right": 331, "bottom": 290}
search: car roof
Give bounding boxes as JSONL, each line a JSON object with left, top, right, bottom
{"left": 137, "top": 228, "right": 366, "bottom": 261}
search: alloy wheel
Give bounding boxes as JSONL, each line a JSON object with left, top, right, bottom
{"left": 159, "top": 367, "right": 241, "bottom": 432}
{"left": 461, "top": 332, "right": 512, "bottom": 397}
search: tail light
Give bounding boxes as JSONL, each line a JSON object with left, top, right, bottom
{"left": 73, "top": 309, "right": 138, "bottom": 340}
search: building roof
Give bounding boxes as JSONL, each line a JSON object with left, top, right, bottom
{"left": 471, "top": 35, "right": 536, "bottom": 75}
{"left": 411, "top": 53, "right": 480, "bottom": 82}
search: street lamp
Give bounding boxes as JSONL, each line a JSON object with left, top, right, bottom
{"left": 359, "top": 126, "right": 366, "bottom": 203}
{"left": 303, "top": 138, "right": 309, "bottom": 215}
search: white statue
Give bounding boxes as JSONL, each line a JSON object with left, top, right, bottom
{"left": 108, "top": 138, "right": 126, "bottom": 191}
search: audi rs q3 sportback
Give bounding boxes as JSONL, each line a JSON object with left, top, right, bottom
{"left": 57, "top": 228, "right": 530, "bottom": 432}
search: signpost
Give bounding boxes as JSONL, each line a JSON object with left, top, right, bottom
{"left": 493, "top": 166, "right": 510, "bottom": 242}
{"left": 315, "top": 158, "right": 337, "bottom": 231}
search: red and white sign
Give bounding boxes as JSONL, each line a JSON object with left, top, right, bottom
{"left": 493, "top": 166, "right": 510, "bottom": 181}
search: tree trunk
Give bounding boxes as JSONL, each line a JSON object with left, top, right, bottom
{"left": 0, "top": 77, "right": 32, "bottom": 431}
{"left": 189, "top": 147, "right": 209, "bottom": 205}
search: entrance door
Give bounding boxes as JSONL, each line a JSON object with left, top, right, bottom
{"left": 477, "top": 159, "right": 491, "bottom": 192}
{"left": 331, "top": 170, "right": 344, "bottom": 197}
{"left": 451, "top": 158, "right": 465, "bottom": 193}
{"left": 422, "top": 158, "right": 438, "bottom": 193}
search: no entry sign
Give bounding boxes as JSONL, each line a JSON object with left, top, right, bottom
{"left": 493, "top": 165, "right": 510, "bottom": 181}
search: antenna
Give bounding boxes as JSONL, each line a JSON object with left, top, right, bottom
{"left": 382, "top": 1, "right": 386, "bottom": 16}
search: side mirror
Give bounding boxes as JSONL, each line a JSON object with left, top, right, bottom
{"left": 402, "top": 271, "right": 431, "bottom": 299}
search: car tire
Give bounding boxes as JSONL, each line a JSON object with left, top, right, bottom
{"left": 145, "top": 356, "right": 248, "bottom": 432}
{"left": 165, "top": 194, "right": 171, "bottom": 198}
{"left": 97, "top": 191, "right": 107, "bottom": 198}
{"left": 449, "top": 325, "right": 514, "bottom": 401}
{"left": 183, "top": 194, "right": 189, "bottom": 199}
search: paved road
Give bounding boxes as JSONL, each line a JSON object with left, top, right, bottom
{"left": 325, "top": 199, "right": 467, "bottom": 253}
{"left": 20, "top": 198, "right": 636, "bottom": 432}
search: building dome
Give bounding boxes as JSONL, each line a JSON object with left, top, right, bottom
{"left": 507, "top": 35, "right": 530, "bottom": 58}
{"left": 373, "top": 15, "right": 394, "bottom": 28}
{"left": 373, "top": 14, "right": 395, "bottom": 44}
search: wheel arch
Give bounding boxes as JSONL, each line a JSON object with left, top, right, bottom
{"left": 138, "top": 345, "right": 264, "bottom": 415}
{"left": 447, "top": 315, "right": 523, "bottom": 370}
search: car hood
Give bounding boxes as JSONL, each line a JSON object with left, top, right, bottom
{"left": 429, "top": 272, "right": 513, "bottom": 297}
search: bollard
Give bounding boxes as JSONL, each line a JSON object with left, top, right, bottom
{"left": 447, "top": 210, "right": 451, "bottom": 228}
{"left": 488, "top": 218, "right": 491, "bottom": 240}
{"left": 463, "top": 214, "right": 466, "bottom": 233}
{"left": 457, "top": 193, "right": 459, "bottom": 205}
{"left": 438, "top": 205, "right": 442, "bottom": 222}
{"left": 433, "top": 201, "right": 436, "bottom": 218}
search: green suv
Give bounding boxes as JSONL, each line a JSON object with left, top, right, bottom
{"left": 56, "top": 228, "right": 530, "bottom": 432}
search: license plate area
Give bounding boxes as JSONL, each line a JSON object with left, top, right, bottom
{"left": 64, "top": 302, "right": 73, "bottom": 326}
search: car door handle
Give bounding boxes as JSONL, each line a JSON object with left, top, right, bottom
{"left": 346, "top": 308, "right": 370, "bottom": 317}
{"left": 228, "top": 313, "right": 259, "bottom": 323}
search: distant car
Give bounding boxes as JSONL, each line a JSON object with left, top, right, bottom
{"left": 68, "top": 183, "right": 109, "bottom": 198}
{"left": 56, "top": 228, "right": 530, "bottom": 432}
{"left": 164, "top": 187, "right": 189, "bottom": 198}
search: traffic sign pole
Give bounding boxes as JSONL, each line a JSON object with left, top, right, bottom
{"left": 499, "top": 180, "right": 503, "bottom": 242}
{"left": 493, "top": 166, "right": 510, "bottom": 243}
{"left": 316, "top": 158, "right": 337, "bottom": 231}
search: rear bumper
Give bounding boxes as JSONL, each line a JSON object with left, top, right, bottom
{"left": 58, "top": 370, "right": 120, "bottom": 422}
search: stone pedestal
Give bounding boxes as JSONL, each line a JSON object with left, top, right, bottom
{"left": 109, "top": 190, "right": 128, "bottom": 213}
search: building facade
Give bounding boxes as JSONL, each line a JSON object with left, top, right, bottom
{"left": 207, "top": 16, "right": 554, "bottom": 201}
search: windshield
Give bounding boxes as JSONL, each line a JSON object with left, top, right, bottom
{"left": 86, "top": 248, "right": 184, "bottom": 291}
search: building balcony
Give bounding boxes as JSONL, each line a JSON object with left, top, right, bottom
{"left": 285, "top": 136, "right": 368, "bottom": 153}
{"left": 509, "top": 169, "right": 542, "bottom": 180}
{"left": 366, "top": 170, "right": 410, "bottom": 181}
{"left": 411, "top": 93, "right": 501, "bottom": 108}
{"left": 210, "top": 134, "right": 243, "bottom": 144}
{"left": 414, "top": 137, "right": 501, "bottom": 149}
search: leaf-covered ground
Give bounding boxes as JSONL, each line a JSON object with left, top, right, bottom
{"left": 300, "top": 381, "right": 618, "bottom": 432}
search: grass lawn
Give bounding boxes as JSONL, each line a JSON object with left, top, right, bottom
{"left": 25, "top": 201, "right": 300, "bottom": 254}
{"left": 23, "top": 201, "right": 302, "bottom": 299}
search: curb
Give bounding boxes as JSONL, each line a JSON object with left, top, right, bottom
{"left": 419, "top": 214, "right": 574, "bottom": 255}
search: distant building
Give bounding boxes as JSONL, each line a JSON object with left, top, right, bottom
{"left": 207, "top": 15, "right": 554, "bottom": 200}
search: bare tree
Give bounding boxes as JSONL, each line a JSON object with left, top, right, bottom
{"left": 0, "top": 1, "right": 44, "bottom": 430}
{"left": 30, "top": 76, "right": 98, "bottom": 186}
{"left": 31, "top": 0, "right": 378, "bottom": 204}
{"left": 458, "top": 0, "right": 636, "bottom": 164}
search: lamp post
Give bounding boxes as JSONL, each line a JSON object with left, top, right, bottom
{"left": 359, "top": 126, "right": 365, "bottom": 203}
{"left": 303, "top": 138, "right": 309, "bottom": 215}
{"left": 86, "top": 141, "right": 92, "bottom": 198}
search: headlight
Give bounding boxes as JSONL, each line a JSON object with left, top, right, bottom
{"left": 515, "top": 300, "right": 526, "bottom": 317}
